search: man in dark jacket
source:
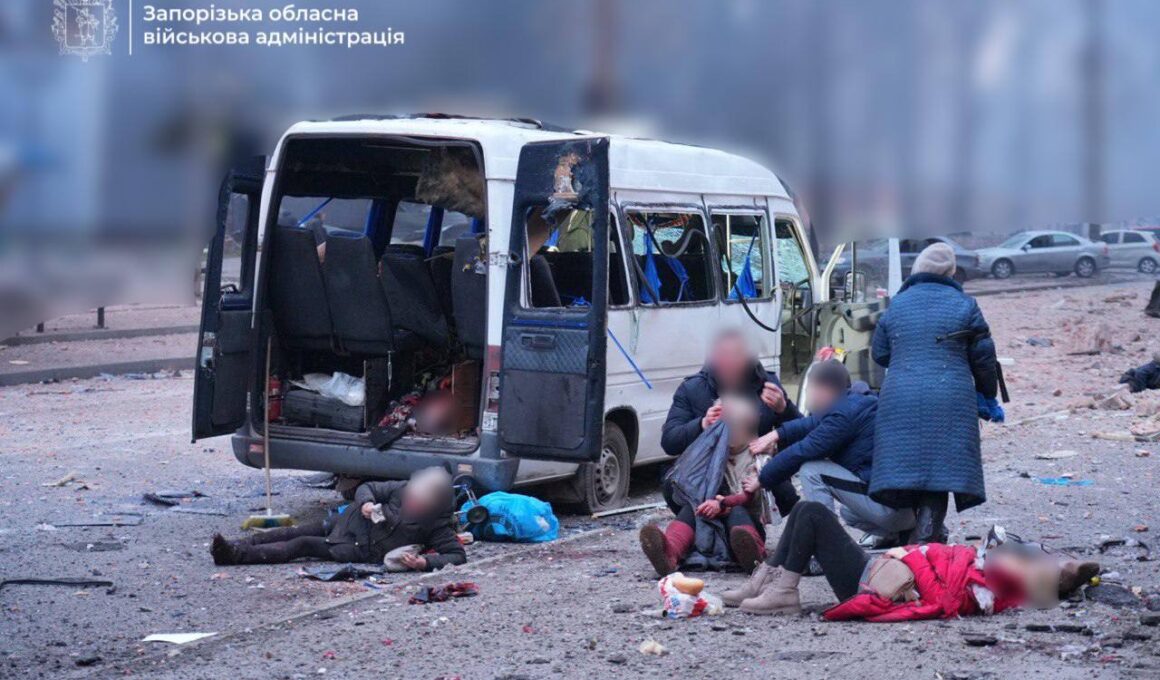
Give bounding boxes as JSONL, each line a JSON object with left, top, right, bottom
{"left": 747, "top": 360, "right": 915, "bottom": 547}
{"left": 210, "top": 467, "right": 466, "bottom": 571}
{"left": 661, "top": 329, "right": 802, "bottom": 515}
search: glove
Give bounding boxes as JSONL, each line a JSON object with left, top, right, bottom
{"left": 976, "top": 393, "right": 1005, "bottom": 423}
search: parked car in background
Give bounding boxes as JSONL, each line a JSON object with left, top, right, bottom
{"left": 977, "top": 230, "right": 1110, "bottom": 279}
{"left": 1133, "top": 225, "right": 1160, "bottom": 241}
{"left": 1099, "top": 229, "right": 1160, "bottom": 273}
{"left": 826, "top": 235, "right": 982, "bottom": 290}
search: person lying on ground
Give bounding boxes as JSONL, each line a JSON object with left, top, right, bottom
{"left": 720, "top": 501, "right": 1099, "bottom": 618}
{"left": 641, "top": 397, "right": 767, "bottom": 576}
{"left": 746, "top": 359, "right": 915, "bottom": 549}
{"left": 661, "top": 328, "right": 801, "bottom": 516}
{"left": 210, "top": 467, "right": 466, "bottom": 571}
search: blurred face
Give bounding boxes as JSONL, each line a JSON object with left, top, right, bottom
{"left": 708, "top": 334, "right": 753, "bottom": 391}
{"left": 805, "top": 383, "right": 841, "bottom": 414}
{"left": 403, "top": 470, "right": 450, "bottom": 516}
{"left": 722, "top": 397, "right": 758, "bottom": 448}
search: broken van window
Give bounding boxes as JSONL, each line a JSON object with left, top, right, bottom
{"left": 711, "top": 213, "right": 769, "bottom": 301}
{"left": 627, "top": 211, "right": 715, "bottom": 305}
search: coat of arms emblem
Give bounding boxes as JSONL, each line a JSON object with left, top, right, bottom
{"left": 52, "top": 0, "right": 119, "bottom": 61}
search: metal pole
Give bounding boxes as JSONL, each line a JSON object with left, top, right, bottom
{"left": 1082, "top": 0, "right": 1105, "bottom": 236}
{"left": 96, "top": 306, "right": 105, "bottom": 329}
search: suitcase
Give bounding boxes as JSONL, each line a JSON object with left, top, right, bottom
{"left": 282, "top": 389, "right": 364, "bottom": 432}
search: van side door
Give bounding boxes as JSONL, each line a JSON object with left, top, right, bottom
{"left": 497, "top": 138, "right": 610, "bottom": 462}
{"left": 192, "top": 156, "right": 265, "bottom": 440}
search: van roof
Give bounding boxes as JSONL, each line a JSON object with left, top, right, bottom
{"left": 278, "top": 115, "right": 789, "bottom": 200}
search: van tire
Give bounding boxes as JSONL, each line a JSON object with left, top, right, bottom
{"left": 576, "top": 423, "right": 630, "bottom": 514}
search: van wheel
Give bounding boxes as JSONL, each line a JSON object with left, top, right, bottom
{"left": 1075, "top": 256, "right": 1096, "bottom": 278}
{"left": 1139, "top": 257, "right": 1158, "bottom": 274}
{"left": 577, "top": 423, "right": 630, "bottom": 514}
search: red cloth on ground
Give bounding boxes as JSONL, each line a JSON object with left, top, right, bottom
{"left": 823, "top": 544, "right": 1024, "bottom": 622}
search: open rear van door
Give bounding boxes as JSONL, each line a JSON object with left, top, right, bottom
{"left": 192, "top": 156, "right": 265, "bottom": 440}
{"left": 497, "top": 138, "right": 610, "bottom": 462}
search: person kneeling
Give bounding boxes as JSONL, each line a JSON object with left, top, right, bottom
{"left": 640, "top": 397, "right": 766, "bottom": 576}
{"left": 210, "top": 467, "right": 466, "bottom": 572}
{"left": 747, "top": 360, "right": 915, "bottom": 548}
{"left": 722, "top": 501, "right": 1099, "bottom": 618}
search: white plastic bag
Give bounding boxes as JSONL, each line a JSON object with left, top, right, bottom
{"left": 657, "top": 572, "right": 724, "bottom": 619}
{"left": 291, "top": 372, "right": 365, "bottom": 407}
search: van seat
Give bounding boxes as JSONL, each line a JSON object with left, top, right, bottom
{"left": 451, "top": 235, "right": 487, "bottom": 359}
{"left": 268, "top": 226, "right": 334, "bottom": 351}
{"left": 380, "top": 244, "right": 450, "bottom": 347}
{"left": 322, "top": 231, "right": 410, "bottom": 355}
{"left": 542, "top": 251, "right": 591, "bottom": 305}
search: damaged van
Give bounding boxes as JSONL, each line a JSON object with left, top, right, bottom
{"left": 192, "top": 115, "right": 888, "bottom": 511}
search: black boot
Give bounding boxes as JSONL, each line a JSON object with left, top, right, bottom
{"left": 210, "top": 533, "right": 239, "bottom": 565}
{"left": 230, "top": 541, "right": 298, "bottom": 565}
{"left": 245, "top": 521, "right": 324, "bottom": 546}
{"left": 908, "top": 493, "right": 949, "bottom": 544}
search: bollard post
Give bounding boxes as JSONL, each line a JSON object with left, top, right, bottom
{"left": 96, "top": 307, "right": 106, "bottom": 329}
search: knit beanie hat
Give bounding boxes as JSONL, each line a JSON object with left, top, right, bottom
{"left": 912, "top": 242, "right": 957, "bottom": 277}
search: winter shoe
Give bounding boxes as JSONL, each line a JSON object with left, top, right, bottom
{"left": 210, "top": 533, "right": 237, "bottom": 566}
{"left": 639, "top": 521, "right": 694, "bottom": 576}
{"left": 908, "top": 493, "right": 949, "bottom": 544}
{"left": 740, "top": 568, "right": 802, "bottom": 615}
{"left": 722, "top": 562, "right": 776, "bottom": 607}
{"left": 729, "top": 526, "right": 766, "bottom": 572}
{"left": 1058, "top": 559, "right": 1100, "bottom": 595}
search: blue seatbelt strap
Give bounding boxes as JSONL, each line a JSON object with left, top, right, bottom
{"left": 423, "top": 207, "right": 444, "bottom": 257}
{"left": 545, "top": 229, "right": 560, "bottom": 248}
{"left": 297, "top": 197, "right": 333, "bottom": 227}
{"left": 642, "top": 218, "right": 689, "bottom": 302}
{"left": 470, "top": 217, "right": 484, "bottom": 234}
{"left": 607, "top": 327, "right": 653, "bottom": 389}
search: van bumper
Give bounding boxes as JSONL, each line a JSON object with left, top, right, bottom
{"left": 231, "top": 433, "right": 519, "bottom": 491}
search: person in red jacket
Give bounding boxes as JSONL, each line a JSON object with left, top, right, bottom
{"left": 721, "top": 501, "right": 1098, "bottom": 617}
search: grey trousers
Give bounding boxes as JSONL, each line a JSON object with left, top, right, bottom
{"left": 798, "top": 460, "right": 916, "bottom": 537}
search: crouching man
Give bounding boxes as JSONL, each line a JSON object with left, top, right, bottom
{"left": 210, "top": 467, "right": 466, "bottom": 571}
{"left": 746, "top": 360, "right": 915, "bottom": 548}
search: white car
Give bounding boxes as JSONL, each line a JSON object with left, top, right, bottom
{"left": 1098, "top": 229, "right": 1160, "bottom": 274}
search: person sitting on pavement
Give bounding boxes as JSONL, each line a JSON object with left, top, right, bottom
{"left": 721, "top": 501, "right": 1099, "bottom": 618}
{"left": 745, "top": 359, "right": 916, "bottom": 548}
{"left": 210, "top": 467, "right": 466, "bottom": 571}
{"left": 640, "top": 397, "right": 767, "bottom": 576}
{"left": 661, "top": 328, "right": 802, "bottom": 516}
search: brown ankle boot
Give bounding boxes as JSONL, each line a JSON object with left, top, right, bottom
{"left": 1058, "top": 559, "right": 1100, "bottom": 595}
{"left": 722, "top": 562, "right": 777, "bottom": 607}
{"left": 639, "top": 521, "right": 694, "bottom": 576}
{"left": 740, "top": 568, "right": 801, "bottom": 615}
{"left": 729, "top": 526, "right": 766, "bottom": 573}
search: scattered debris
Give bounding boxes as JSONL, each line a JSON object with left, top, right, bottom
{"left": 297, "top": 472, "right": 338, "bottom": 489}
{"left": 408, "top": 582, "right": 479, "bottom": 604}
{"left": 1026, "top": 337, "right": 1054, "bottom": 347}
{"left": 1037, "top": 477, "right": 1093, "bottom": 487}
{"left": 300, "top": 564, "right": 385, "bottom": 582}
{"left": 1098, "top": 537, "right": 1151, "bottom": 562}
{"left": 61, "top": 541, "right": 125, "bottom": 552}
{"left": 1036, "top": 450, "right": 1078, "bottom": 460}
{"left": 0, "top": 578, "right": 114, "bottom": 592}
{"left": 169, "top": 507, "right": 229, "bottom": 517}
{"left": 590, "top": 502, "right": 667, "bottom": 519}
{"left": 41, "top": 471, "right": 79, "bottom": 487}
{"left": 142, "top": 490, "right": 205, "bottom": 506}
{"left": 142, "top": 633, "right": 217, "bottom": 645}
{"left": 1133, "top": 525, "right": 1149, "bottom": 533}
{"left": 638, "top": 639, "right": 667, "bottom": 656}
{"left": 74, "top": 656, "right": 102, "bottom": 667}
{"left": 1141, "top": 613, "right": 1160, "bottom": 627}
{"left": 962, "top": 634, "right": 998, "bottom": 647}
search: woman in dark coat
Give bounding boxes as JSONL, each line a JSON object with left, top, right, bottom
{"left": 869, "top": 242, "right": 998, "bottom": 543}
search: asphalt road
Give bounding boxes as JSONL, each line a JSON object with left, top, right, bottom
{"left": 0, "top": 281, "right": 1158, "bottom": 679}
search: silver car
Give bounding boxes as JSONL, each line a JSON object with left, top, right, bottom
{"left": 977, "top": 230, "right": 1111, "bottom": 279}
{"left": 1098, "top": 229, "right": 1160, "bottom": 274}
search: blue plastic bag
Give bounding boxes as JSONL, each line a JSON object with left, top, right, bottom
{"left": 461, "top": 492, "right": 559, "bottom": 543}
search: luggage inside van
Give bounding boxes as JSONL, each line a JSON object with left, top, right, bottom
{"left": 261, "top": 138, "right": 488, "bottom": 443}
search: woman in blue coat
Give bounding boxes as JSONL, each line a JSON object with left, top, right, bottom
{"left": 869, "top": 242, "right": 998, "bottom": 543}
